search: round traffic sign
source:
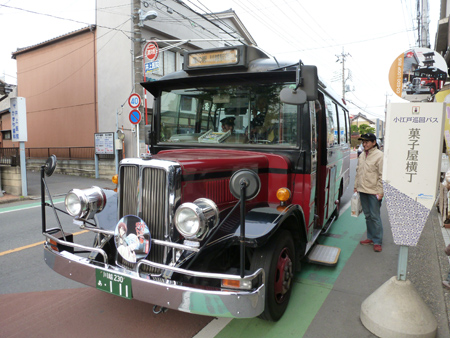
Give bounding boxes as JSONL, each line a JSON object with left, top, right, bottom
{"left": 129, "top": 110, "right": 141, "bottom": 125}
{"left": 144, "top": 41, "right": 159, "bottom": 62}
{"left": 128, "top": 93, "right": 141, "bottom": 109}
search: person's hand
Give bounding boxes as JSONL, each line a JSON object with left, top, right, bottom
{"left": 354, "top": 188, "right": 357, "bottom": 193}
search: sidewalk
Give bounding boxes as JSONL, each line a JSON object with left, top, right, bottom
{"left": 0, "top": 169, "right": 116, "bottom": 204}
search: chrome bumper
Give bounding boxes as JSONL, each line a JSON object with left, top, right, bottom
{"left": 44, "top": 245, "right": 265, "bottom": 318}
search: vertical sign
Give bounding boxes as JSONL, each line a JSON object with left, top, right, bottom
{"left": 383, "top": 102, "right": 445, "bottom": 246}
{"left": 10, "top": 97, "right": 27, "bottom": 142}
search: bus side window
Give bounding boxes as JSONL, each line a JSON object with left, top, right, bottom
{"left": 337, "top": 106, "right": 347, "bottom": 144}
{"left": 325, "top": 97, "right": 338, "bottom": 146}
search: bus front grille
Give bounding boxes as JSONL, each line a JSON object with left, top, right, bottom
{"left": 119, "top": 164, "right": 175, "bottom": 274}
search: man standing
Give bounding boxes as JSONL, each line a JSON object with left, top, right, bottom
{"left": 354, "top": 133, "right": 384, "bottom": 252}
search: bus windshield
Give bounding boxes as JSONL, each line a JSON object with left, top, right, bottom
{"left": 159, "top": 83, "right": 299, "bottom": 147}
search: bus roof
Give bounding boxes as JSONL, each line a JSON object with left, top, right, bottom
{"left": 141, "top": 45, "right": 346, "bottom": 109}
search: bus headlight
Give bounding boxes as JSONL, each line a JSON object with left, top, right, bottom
{"left": 65, "top": 186, "right": 107, "bottom": 220}
{"left": 174, "top": 198, "right": 219, "bottom": 240}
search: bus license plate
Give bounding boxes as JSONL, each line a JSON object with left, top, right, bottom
{"left": 95, "top": 269, "right": 132, "bottom": 299}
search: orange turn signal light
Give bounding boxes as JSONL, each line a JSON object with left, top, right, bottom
{"left": 49, "top": 239, "right": 59, "bottom": 252}
{"left": 222, "top": 279, "right": 241, "bottom": 288}
{"left": 112, "top": 174, "right": 118, "bottom": 185}
{"left": 276, "top": 188, "right": 291, "bottom": 202}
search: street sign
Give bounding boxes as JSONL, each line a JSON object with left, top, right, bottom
{"left": 10, "top": 97, "right": 28, "bottom": 142}
{"left": 144, "top": 41, "right": 159, "bottom": 62}
{"left": 383, "top": 102, "right": 445, "bottom": 246}
{"left": 128, "top": 93, "right": 141, "bottom": 109}
{"left": 95, "top": 132, "right": 114, "bottom": 155}
{"left": 129, "top": 110, "right": 141, "bottom": 125}
{"left": 145, "top": 60, "right": 160, "bottom": 74}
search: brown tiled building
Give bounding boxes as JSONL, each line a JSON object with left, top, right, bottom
{"left": 11, "top": 27, "right": 97, "bottom": 149}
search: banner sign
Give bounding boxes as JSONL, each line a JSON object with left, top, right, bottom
{"left": 383, "top": 103, "right": 445, "bottom": 246}
{"left": 10, "top": 97, "right": 28, "bottom": 142}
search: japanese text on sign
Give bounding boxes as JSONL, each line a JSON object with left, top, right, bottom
{"left": 393, "top": 117, "right": 439, "bottom": 123}
{"left": 405, "top": 128, "right": 420, "bottom": 182}
{"left": 95, "top": 133, "right": 114, "bottom": 155}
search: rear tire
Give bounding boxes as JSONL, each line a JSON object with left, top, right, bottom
{"left": 251, "top": 230, "right": 296, "bottom": 321}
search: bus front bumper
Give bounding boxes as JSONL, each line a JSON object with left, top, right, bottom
{"left": 44, "top": 245, "right": 265, "bottom": 318}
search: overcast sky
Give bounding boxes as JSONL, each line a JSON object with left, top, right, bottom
{"left": 0, "top": 0, "right": 440, "bottom": 120}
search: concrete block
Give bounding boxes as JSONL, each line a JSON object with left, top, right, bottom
{"left": 361, "top": 276, "right": 437, "bottom": 338}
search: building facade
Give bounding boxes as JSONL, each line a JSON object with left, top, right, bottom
{"left": 9, "top": 0, "right": 256, "bottom": 167}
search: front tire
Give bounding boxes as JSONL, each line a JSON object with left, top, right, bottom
{"left": 251, "top": 230, "right": 296, "bottom": 321}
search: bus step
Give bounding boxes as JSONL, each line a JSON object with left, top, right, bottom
{"left": 306, "top": 244, "right": 340, "bottom": 267}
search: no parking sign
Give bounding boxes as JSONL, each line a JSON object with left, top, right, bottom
{"left": 129, "top": 109, "right": 141, "bottom": 125}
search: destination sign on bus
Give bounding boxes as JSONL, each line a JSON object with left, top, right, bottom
{"left": 188, "top": 49, "right": 239, "bottom": 68}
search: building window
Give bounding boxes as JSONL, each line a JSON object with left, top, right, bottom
{"left": 2, "top": 130, "right": 11, "bottom": 140}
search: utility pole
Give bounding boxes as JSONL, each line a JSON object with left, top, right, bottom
{"left": 133, "top": 0, "right": 144, "bottom": 157}
{"left": 417, "top": 0, "right": 430, "bottom": 48}
{"left": 336, "top": 48, "right": 351, "bottom": 100}
{"left": 132, "top": 0, "right": 157, "bottom": 156}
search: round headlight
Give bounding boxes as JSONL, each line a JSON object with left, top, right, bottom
{"left": 65, "top": 190, "right": 84, "bottom": 217}
{"left": 175, "top": 203, "right": 201, "bottom": 238}
{"left": 174, "top": 198, "right": 219, "bottom": 240}
{"left": 64, "top": 186, "right": 106, "bottom": 219}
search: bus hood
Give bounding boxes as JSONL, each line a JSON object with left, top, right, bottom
{"left": 153, "top": 149, "right": 290, "bottom": 175}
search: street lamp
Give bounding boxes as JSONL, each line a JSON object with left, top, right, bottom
{"left": 138, "top": 9, "right": 158, "bottom": 27}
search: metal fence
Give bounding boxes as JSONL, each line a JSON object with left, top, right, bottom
{"left": 26, "top": 147, "right": 96, "bottom": 159}
{"left": 0, "top": 147, "right": 121, "bottom": 166}
{"left": 0, "top": 147, "right": 20, "bottom": 166}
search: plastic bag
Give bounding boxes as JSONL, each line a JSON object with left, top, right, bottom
{"left": 351, "top": 192, "right": 363, "bottom": 217}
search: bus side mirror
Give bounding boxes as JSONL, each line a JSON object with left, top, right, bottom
{"left": 280, "top": 65, "right": 318, "bottom": 104}
{"left": 280, "top": 88, "right": 307, "bottom": 105}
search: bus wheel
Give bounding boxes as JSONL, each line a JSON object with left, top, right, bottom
{"left": 251, "top": 230, "right": 296, "bottom": 321}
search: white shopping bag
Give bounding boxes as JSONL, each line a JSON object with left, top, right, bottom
{"left": 351, "top": 192, "right": 363, "bottom": 217}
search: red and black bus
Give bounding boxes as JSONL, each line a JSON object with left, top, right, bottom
{"left": 42, "top": 45, "right": 350, "bottom": 321}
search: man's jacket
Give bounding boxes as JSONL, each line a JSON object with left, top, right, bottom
{"left": 354, "top": 146, "right": 384, "bottom": 196}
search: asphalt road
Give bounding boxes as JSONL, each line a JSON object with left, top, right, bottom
{"left": 0, "top": 160, "right": 355, "bottom": 338}
{"left": 1, "top": 156, "right": 449, "bottom": 337}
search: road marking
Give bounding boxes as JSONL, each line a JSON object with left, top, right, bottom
{"left": 0, "top": 230, "right": 88, "bottom": 257}
{"left": 0, "top": 199, "right": 65, "bottom": 214}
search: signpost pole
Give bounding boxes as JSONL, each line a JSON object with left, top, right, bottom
{"left": 95, "top": 153, "right": 99, "bottom": 179}
{"left": 397, "top": 245, "right": 408, "bottom": 281}
{"left": 20, "top": 142, "right": 27, "bottom": 196}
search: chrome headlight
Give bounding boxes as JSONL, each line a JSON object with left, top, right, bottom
{"left": 174, "top": 198, "right": 219, "bottom": 240}
{"left": 65, "top": 186, "right": 106, "bottom": 220}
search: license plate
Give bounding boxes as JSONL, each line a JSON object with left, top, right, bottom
{"left": 95, "top": 269, "right": 133, "bottom": 299}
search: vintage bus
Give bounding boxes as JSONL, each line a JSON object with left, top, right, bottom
{"left": 42, "top": 45, "right": 350, "bottom": 321}
{"left": 406, "top": 66, "right": 447, "bottom": 95}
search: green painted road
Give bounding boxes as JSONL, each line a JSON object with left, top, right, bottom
{"left": 215, "top": 208, "right": 367, "bottom": 337}
{"left": 0, "top": 198, "right": 65, "bottom": 214}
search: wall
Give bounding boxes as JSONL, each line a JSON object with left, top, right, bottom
{"left": 26, "top": 158, "right": 116, "bottom": 180}
{"left": 14, "top": 29, "right": 97, "bottom": 148}
{"left": 0, "top": 166, "right": 22, "bottom": 195}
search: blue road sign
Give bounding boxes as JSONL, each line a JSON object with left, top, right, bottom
{"left": 129, "top": 110, "right": 141, "bottom": 125}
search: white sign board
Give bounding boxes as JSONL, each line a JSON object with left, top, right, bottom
{"left": 383, "top": 102, "right": 445, "bottom": 246}
{"left": 10, "top": 97, "right": 27, "bottom": 142}
{"left": 95, "top": 132, "right": 114, "bottom": 155}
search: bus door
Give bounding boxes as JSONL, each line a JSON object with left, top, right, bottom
{"left": 314, "top": 95, "right": 328, "bottom": 228}
{"left": 315, "top": 94, "right": 339, "bottom": 227}
{"left": 324, "top": 97, "right": 339, "bottom": 220}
